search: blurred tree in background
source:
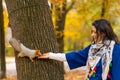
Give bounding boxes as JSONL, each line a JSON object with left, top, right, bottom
{"left": 0, "top": 0, "right": 6, "bottom": 79}
{"left": 49, "top": 0, "right": 76, "bottom": 52}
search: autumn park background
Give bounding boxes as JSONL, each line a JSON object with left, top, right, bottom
{"left": 0, "top": 0, "right": 120, "bottom": 80}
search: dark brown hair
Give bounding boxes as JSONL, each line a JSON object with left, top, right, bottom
{"left": 92, "top": 18, "right": 120, "bottom": 44}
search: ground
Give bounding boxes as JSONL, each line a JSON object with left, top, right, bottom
{"left": 2, "top": 57, "right": 86, "bottom": 80}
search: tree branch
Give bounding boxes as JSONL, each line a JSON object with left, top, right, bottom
{"left": 66, "top": 1, "right": 75, "bottom": 14}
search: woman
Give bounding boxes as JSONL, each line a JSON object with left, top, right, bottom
{"left": 10, "top": 19, "right": 120, "bottom": 80}
{"left": 38, "top": 18, "right": 120, "bottom": 80}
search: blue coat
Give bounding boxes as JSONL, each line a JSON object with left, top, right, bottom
{"left": 66, "top": 44, "right": 120, "bottom": 80}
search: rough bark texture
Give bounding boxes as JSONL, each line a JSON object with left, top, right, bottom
{"left": 0, "top": 0, "right": 6, "bottom": 79}
{"left": 5, "top": 0, "right": 64, "bottom": 80}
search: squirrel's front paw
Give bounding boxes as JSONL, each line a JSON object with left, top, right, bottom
{"left": 29, "top": 57, "right": 34, "bottom": 62}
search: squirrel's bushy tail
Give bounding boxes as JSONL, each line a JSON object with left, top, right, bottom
{"left": 5, "top": 27, "right": 12, "bottom": 45}
{"left": 9, "top": 38, "right": 21, "bottom": 52}
{"left": 7, "top": 27, "right": 21, "bottom": 52}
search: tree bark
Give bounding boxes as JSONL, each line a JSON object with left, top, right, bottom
{"left": 5, "top": 0, "right": 64, "bottom": 80}
{"left": 0, "top": 0, "right": 6, "bottom": 79}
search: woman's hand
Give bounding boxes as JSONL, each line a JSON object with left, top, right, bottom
{"left": 38, "top": 53, "right": 49, "bottom": 59}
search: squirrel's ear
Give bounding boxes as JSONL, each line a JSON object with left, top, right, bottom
{"left": 35, "top": 50, "right": 41, "bottom": 55}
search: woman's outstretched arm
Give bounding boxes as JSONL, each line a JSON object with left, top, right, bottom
{"left": 38, "top": 52, "right": 66, "bottom": 62}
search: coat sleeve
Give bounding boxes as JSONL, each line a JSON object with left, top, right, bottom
{"left": 111, "top": 44, "right": 120, "bottom": 80}
{"left": 65, "top": 45, "right": 91, "bottom": 69}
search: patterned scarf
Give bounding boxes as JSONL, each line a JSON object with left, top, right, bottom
{"left": 86, "top": 40, "right": 115, "bottom": 80}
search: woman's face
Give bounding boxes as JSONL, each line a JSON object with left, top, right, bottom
{"left": 91, "top": 26, "right": 104, "bottom": 43}
{"left": 91, "top": 26, "right": 98, "bottom": 42}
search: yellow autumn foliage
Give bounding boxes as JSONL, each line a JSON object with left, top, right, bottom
{"left": 3, "top": 1, "right": 9, "bottom": 32}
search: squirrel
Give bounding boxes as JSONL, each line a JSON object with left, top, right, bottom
{"left": 9, "top": 38, "right": 41, "bottom": 62}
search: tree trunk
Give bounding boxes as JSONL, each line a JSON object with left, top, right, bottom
{"left": 53, "top": 0, "right": 75, "bottom": 52}
{"left": 0, "top": 0, "right": 6, "bottom": 79}
{"left": 5, "top": 0, "right": 64, "bottom": 80}
{"left": 53, "top": 1, "right": 67, "bottom": 52}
